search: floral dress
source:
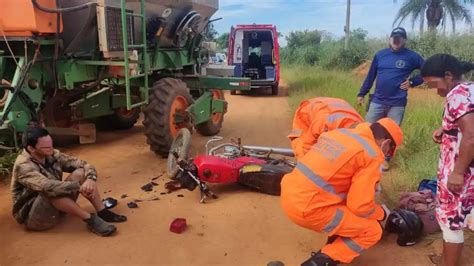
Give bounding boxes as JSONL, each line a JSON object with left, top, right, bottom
{"left": 436, "top": 82, "right": 474, "bottom": 231}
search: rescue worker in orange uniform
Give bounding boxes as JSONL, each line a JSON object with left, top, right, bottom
{"left": 281, "top": 118, "right": 403, "bottom": 265}
{"left": 288, "top": 97, "right": 363, "bottom": 160}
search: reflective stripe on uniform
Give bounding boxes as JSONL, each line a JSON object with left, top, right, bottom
{"left": 342, "top": 237, "right": 364, "bottom": 253}
{"left": 327, "top": 112, "right": 359, "bottom": 124}
{"left": 360, "top": 208, "right": 376, "bottom": 218}
{"left": 296, "top": 163, "right": 347, "bottom": 200}
{"left": 288, "top": 129, "right": 303, "bottom": 137}
{"left": 323, "top": 208, "right": 344, "bottom": 233}
{"left": 339, "top": 129, "right": 377, "bottom": 157}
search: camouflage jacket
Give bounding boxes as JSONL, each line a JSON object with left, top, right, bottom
{"left": 11, "top": 150, "right": 97, "bottom": 224}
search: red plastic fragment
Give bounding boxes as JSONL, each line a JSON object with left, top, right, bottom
{"left": 170, "top": 218, "right": 187, "bottom": 234}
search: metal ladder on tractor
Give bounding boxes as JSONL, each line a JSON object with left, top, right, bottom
{"left": 120, "top": 0, "right": 149, "bottom": 110}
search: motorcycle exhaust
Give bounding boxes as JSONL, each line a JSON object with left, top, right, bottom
{"left": 242, "top": 146, "right": 294, "bottom": 157}
{"left": 205, "top": 135, "right": 295, "bottom": 157}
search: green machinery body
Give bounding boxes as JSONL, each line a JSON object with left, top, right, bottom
{"left": 0, "top": 0, "right": 250, "bottom": 153}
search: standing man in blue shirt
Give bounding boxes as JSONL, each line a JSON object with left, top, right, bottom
{"left": 357, "top": 27, "right": 424, "bottom": 171}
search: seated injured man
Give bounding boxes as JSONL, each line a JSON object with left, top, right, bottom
{"left": 288, "top": 97, "right": 363, "bottom": 160}
{"left": 11, "top": 127, "right": 126, "bottom": 236}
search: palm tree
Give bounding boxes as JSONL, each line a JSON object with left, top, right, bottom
{"left": 393, "top": 0, "right": 474, "bottom": 33}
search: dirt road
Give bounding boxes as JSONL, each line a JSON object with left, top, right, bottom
{"left": 0, "top": 91, "right": 471, "bottom": 265}
{"left": 0, "top": 92, "right": 317, "bottom": 265}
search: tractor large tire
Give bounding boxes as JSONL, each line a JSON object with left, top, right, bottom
{"left": 143, "top": 78, "right": 193, "bottom": 157}
{"left": 103, "top": 107, "right": 140, "bottom": 130}
{"left": 195, "top": 90, "right": 225, "bottom": 136}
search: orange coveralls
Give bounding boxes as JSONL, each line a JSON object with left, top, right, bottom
{"left": 288, "top": 97, "right": 363, "bottom": 160}
{"left": 281, "top": 123, "right": 385, "bottom": 263}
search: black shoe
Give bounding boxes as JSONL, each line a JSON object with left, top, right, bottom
{"left": 98, "top": 209, "right": 127, "bottom": 223}
{"left": 301, "top": 251, "right": 338, "bottom": 266}
{"left": 84, "top": 214, "right": 117, "bottom": 237}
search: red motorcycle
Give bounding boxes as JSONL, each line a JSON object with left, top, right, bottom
{"left": 167, "top": 129, "right": 295, "bottom": 203}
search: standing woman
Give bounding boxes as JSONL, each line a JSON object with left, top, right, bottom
{"left": 421, "top": 54, "right": 474, "bottom": 266}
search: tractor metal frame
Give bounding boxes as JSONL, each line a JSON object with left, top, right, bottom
{"left": 0, "top": 0, "right": 250, "bottom": 148}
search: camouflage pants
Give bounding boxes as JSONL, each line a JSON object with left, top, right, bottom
{"left": 25, "top": 169, "right": 86, "bottom": 231}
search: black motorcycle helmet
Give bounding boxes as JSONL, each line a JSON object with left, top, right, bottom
{"left": 385, "top": 208, "right": 424, "bottom": 246}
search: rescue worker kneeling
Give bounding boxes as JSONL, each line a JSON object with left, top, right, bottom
{"left": 281, "top": 118, "right": 403, "bottom": 265}
{"left": 288, "top": 97, "right": 363, "bottom": 160}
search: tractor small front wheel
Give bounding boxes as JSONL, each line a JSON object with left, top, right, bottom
{"left": 107, "top": 107, "right": 140, "bottom": 130}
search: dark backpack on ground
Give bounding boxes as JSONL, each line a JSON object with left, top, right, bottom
{"left": 398, "top": 190, "right": 440, "bottom": 234}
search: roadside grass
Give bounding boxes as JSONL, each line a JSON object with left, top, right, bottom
{"left": 282, "top": 65, "right": 444, "bottom": 206}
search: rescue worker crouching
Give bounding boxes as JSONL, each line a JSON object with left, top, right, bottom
{"left": 281, "top": 118, "right": 403, "bottom": 265}
{"left": 288, "top": 97, "right": 363, "bottom": 160}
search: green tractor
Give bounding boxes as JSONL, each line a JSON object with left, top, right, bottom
{"left": 0, "top": 0, "right": 249, "bottom": 155}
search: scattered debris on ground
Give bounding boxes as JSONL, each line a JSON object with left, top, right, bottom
{"left": 165, "top": 181, "right": 183, "bottom": 192}
{"left": 103, "top": 197, "right": 118, "bottom": 209}
{"left": 151, "top": 174, "right": 164, "bottom": 181}
{"left": 267, "top": 261, "right": 285, "bottom": 266}
{"left": 134, "top": 196, "right": 160, "bottom": 203}
{"left": 127, "top": 202, "right": 138, "bottom": 208}
{"left": 141, "top": 182, "right": 159, "bottom": 192}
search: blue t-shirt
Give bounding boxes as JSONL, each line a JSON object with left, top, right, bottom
{"left": 358, "top": 48, "right": 424, "bottom": 107}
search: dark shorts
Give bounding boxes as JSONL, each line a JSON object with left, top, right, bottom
{"left": 25, "top": 170, "right": 85, "bottom": 231}
{"left": 25, "top": 195, "right": 63, "bottom": 231}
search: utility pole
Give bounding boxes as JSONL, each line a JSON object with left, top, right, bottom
{"left": 344, "top": 0, "right": 351, "bottom": 49}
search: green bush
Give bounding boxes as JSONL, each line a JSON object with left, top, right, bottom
{"left": 319, "top": 39, "right": 369, "bottom": 70}
{"left": 406, "top": 33, "right": 474, "bottom": 77}
{"left": 282, "top": 28, "right": 369, "bottom": 69}
{"left": 281, "top": 31, "right": 474, "bottom": 71}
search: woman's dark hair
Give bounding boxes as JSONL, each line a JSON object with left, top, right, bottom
{"left": 421, "top": 54, "right": 474, "bottom": 80}
{"left": 23, "top": 127, "right": 50, "bottom": 149}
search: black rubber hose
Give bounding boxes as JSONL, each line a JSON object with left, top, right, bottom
{"left": 52, "top": 0, "right": 61, "bottom": 94}
{"left": 31, "top": 0, "right": 97, "bottom": 13}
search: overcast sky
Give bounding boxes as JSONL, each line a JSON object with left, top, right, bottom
{"left": 212, "top": 0, "right": 474, "bottom": 45}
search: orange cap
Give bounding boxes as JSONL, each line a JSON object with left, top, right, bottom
{"left": 377, "top": 118, "right": 403, "bottom": 148}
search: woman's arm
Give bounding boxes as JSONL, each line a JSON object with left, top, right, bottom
{"left": 448, "top": 113, "right": 474, "bottom": 193}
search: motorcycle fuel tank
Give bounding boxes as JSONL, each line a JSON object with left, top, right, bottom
{"left": 193, "top": 155, "right": 265, "bottom": 184}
